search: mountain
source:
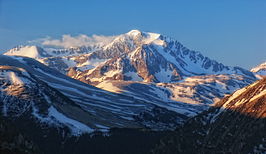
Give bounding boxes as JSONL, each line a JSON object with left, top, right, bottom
{"left": 251, "top": 61, "right": 266, "bottom": 77}
{"left": 3, "top": 30, "right": 257, "bottom": 106}
{"left": 153, "top": 77, "right": 266, "bottom": 153}
{"left": 75, "top": 30, "right": 253, "bottom": 84}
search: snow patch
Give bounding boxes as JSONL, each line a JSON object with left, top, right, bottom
{"left": 48, "top": 106, "right": 94, "bottom": 135}
{"left": 124, "top": 71, "right": 143, "bottom": 81}
{"left": 0, "top": 71, "right": 31, "bottom": 85}
{"left": 155, "top": 67, "right": 172, "bottom": 82}
{"left": 96, "top": 81, "right": 121, "bottom": 93}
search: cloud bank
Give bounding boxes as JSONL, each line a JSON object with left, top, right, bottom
{"left": 33, "top": 34, "right": 117, "bottom": 48}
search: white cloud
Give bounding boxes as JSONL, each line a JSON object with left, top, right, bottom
{"left": 33, "top": 34, "right": 116, "bottom": 48}
{"left": 28, "top": 36, "right": 52, "bottom": 44}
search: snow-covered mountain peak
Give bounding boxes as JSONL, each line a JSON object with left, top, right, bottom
{"left": 126, "top": 29, "right": 142, "bottom": 36}
{"left": 126, "top": 29, "right": 160, "bottom": 38}
{"left": 4, "top": 45, "right": 50, "bottom": 59}
{"left": 104, "top": 29, "right": 164, "bottom": 49}
{"left": 125, "top": 30, "right": 162, "bottom": 44}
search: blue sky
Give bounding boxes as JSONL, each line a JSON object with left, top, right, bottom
{"left": 0, "top": 0, "right": 265, "bottom": 69}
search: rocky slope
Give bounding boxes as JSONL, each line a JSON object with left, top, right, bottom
{"left": 153, "top": 77, "right": 266, "bottom": 153}
{"left": 97, "top": 74, "right": 255, "bottom": 106}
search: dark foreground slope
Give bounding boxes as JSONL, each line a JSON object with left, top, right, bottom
{"left": 152, "top": 78, "right": 266, "bottom": 154}
{"left": 0, "top": 116, "right": 38, "bottom": 154}
{"left": 0, "top": 115, "right": 170, "bottom": 154}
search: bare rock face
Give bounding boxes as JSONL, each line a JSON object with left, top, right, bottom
{"left": 153, "top": 78, "right": 266, "bottom": 154}
{"left": 67, "top": 67, "right": 77, "bottom": 77}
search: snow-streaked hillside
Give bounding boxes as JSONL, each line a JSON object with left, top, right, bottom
{"left": 0, "top": 55, "right": 206, "bottom": 132}
{"left": 0, "top": 64, "right": 94, "bottom": 135}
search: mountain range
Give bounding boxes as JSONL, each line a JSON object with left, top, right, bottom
{"left": 0, "top": 30, "right": 265, "bottom": 153}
